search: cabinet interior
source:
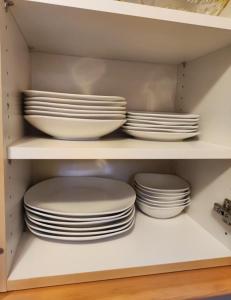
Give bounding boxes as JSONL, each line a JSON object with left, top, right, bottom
{"left": 1, "top": 0, "right": 231, "bottom": 292}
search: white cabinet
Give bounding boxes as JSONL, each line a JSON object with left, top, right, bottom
{"left": 0, "top": 0, "right": 231, "bottom": 292}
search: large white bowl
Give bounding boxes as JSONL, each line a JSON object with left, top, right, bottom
{"left": 137, "top": 201, "right": 190, "bottom": 219}
{"left": 25, "top": 115, "right": 125, "bottom": 140}
{"left": 25, "top": 98, "right": 126, "bottom": 106}
{"left": 25, "top": 105, "right": 126, "bottom": 112}
{"left": 135, "top": 173, "right": 190, "bottom": 193}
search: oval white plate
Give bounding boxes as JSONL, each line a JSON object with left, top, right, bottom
{"left": 26, "top": 218, "right": 135, "bottom": 241}
{"left": 124, "top": 129, "right": 200, "bottom": 141}
{"left": 128, "top": 111, "right": 199, "bottom": 119}
{"left": 123, "top": 125, "right": 198, "bottom": 133}
{"left": 126, "top": 118, "right": 198, "bottom": 126}
{"left": 25, "top": 115, "right": 125, "bottom": 140}
{"left": 25, "top": 110, "right": 125, "bottom": 118}
{"left": 24, "top": 177, "right": 136, "bottom": 216}
{"left": 24, "top": 90, "right": 125, "bottom": 101}
{"left": 135, "top": 173, "right": 190, "bottom": 192}
{"left": 24, "top": 103, "right": 126, "bottom": 113}
{"left": 25, "top": 98, "right": 126, "bottom": 106}
{"left": 25, "top": 216, "right": 135, "bottom": 236}
{"left": 26, "top": 206, "right": 134, "bottom": 225}
{"left": 26, "top": 208, "right": 135, "bottom": 232}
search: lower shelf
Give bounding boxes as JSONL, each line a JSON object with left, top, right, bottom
{"left": 8, "top": 212, "right": 231, "bottom": 290}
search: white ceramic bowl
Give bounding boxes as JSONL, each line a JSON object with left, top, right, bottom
{"left": 137, "top": 201, "right": 190, "bottom": 219}
{"left": 25, "top": 115, "right": 125, "bottom": 140}
{"left": 135, "top": 173, "right": 190, "bottom": 193}
{"left": 136, "top": 196, "right": 191, "bottom": 207}
{"left": 135, "top": 188, "right": 190, "bottom": 201}
{"left": 134, "top": 183, "right": 190, "bottom": 197}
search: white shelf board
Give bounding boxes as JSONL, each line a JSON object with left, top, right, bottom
{"left": 8, "top": 211, "right": 231, "bottom": 281}
{"left": 8, "top": 137, "right": 231, "bottom": 159}
{"left": 11, "top": 0, "right": 231, "bottom": 64}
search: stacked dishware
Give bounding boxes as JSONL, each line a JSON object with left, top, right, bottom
{"left": 134, "top": 173, "right": 191, "bottom": 218}
{"left": 23, "top": 90, "right": 127, "bottom": 140}
{"left": 24, "top": 177, "right": 136, "bottom": 241}
{"left": 123, "top": 111, "right": 200, "bottom": 141}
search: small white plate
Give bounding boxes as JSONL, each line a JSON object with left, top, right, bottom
{"left": 128, "top": 111, "right": 199, "bottom": 119}
{"left": 123, "top": 125, "right": 198, "bottom": 133}
{"left": 123, "top": 128, "right": 200, "bottom": 141}
{"left": 25, "top": 217, "right": 135, "bottom": 236}
{"left": 136, "top": 188, "right": 190, "bottom": 201}
{"left": 25, "top": 115, "right": 125, "bottom": 140}
{"left": 134, "top": 183, "right": 190, "bottom": 197}
{"left": 127, "top": 115, "right": 199, "bottom": 122}
{"left": 135, "top": 173, "right": 190, "bottom": 192}
{"left": 26, "top": 208, "right": 135, "bottom": 231}
{"left": 26, "top": 206, "right": 134, "bottom": 225}
{"left": 25, "top": 98, "right": 126, "bottom": 106}
{"left": 24, "top": 177, "right": 136, "bottom": 216}
{"left": 136, "top": 196, "right": 191, "bottom": 206}
{"left": 25, "top": 110, "right": 125, "bottom": 118}
{"left": 127, "top": 118, "right": 198, "bottom": 126}
{"left": 24, "top": 90, "right": 125, "bottom": 101}
{"left": 26, "top": 218, "right": 135, "bottom": 241}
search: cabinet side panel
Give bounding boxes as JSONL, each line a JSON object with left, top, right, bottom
{"left": 176, "top": 45, "right": 231, "bottom": 147}
{"left": 0, "top": 5, "right": 31, "bottom": 288}
{"left": 175, "top": 160, "right": 231, "bottom": 250}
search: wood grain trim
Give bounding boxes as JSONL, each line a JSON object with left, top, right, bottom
{"left": 7, "top": 256, "right": 231, "bottom": 291}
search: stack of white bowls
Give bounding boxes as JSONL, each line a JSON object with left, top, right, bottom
{"left": 134, "top": 173, "right": 191, "bottom": 219}
{"left": 24, "top": 90, "right": 127, "bottom": 140}
{"left": 24, "top": 177, "right": 136, "bottom": 241}
{"left": 123, "top": 111, "right": 200, "bottom": 141}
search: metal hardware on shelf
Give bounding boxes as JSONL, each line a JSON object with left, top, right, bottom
{"left": 214, "top": 199, "right": 231, "bottom": 226}
{"left": 0, "top": 248, "right": 4, "bottom": 255}
{"left": 4, "top": 0, "right": 14, "bottom": 12}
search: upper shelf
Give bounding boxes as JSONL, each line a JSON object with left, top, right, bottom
{"left": 8, "top": 137, "right": 231, "bottom": 159}
{"left": 11, "top": 0, "right": 231, "bottom": 64}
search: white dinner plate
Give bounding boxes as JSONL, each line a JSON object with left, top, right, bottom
{"left": 122, "top": 125, "right": 198, "bottom": 133}
{"left": 135, "top": 173, "right": 190, "bottom": 192}
{"left": 24, "top": 102, "right": 126, "bottom": 112}
{"left": 24, "top": 177, "right": 136, "bottom": 216}
{"left": 26, "top": 206, "right": 134, "bottom": 225}
{"left": 24, "top": 115, "right": 125, "bottom": 140}
{"left": 26, "top": 208, "right": 135, "bottom": 231}
{"left": 24, "top": 90, "right": 125, "bottom": 101}
{"left": 126, "top": 118, "right": 198, "bottom": 126}
{"left": 25, "top": 98, "right": 126, "bottom": 106}
{"left": 25, "top": 110, "right": 125, "bottom": 118}
{"left": 125, "top": 122, "right": 198, "bottom": 130}
{"left": 26, "top": 218, "right": 135, "bottom": 241}
{"left": 123, "top": 128, "right": 199, "bottom": 141}
{"left": 128, "top": 111, "right": 199, "bottom": 119}
{"left": 25, "top": 217, "right": 135, "bottom": 236}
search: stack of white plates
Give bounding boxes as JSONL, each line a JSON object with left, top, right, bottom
{"left": 134, "top": 173, "right": 191, "bottom": 219}
{"left": 123, "top": 111, "right": 200, "bottom": 141}
{"left": 24, "top": 90, "right": 127, "bottom": 140}
{"left": 24, "top": 177, "right": 136, "bottom": 241}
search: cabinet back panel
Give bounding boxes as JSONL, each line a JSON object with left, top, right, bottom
{"left": 31, "top": 52, "right": 177, "bottom": 112}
